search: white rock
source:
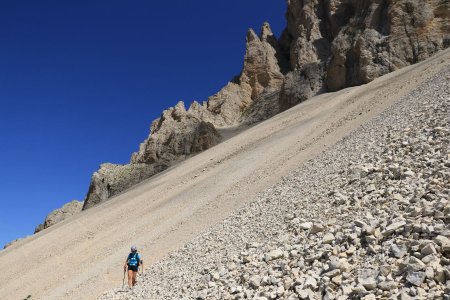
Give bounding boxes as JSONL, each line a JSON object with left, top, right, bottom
{"left": 434, "top": 235, "right": 450, "bottom": 251}
{"left": 299, "top": 222, "right": 313, "bottom": 230}
{"left": 366, "top": 184, "right": 376, "bottom": 192}
{"left": 310, "top": 223, "right": 326, "bottom": 234}
{"left": 406, "top": 272, "right": 426, "bottom": 286}
{"left": 249, "top": 275, "right": 261, "bottom": 288}
{"left": 322, "top": 233, "right": 335, "bottom": 244}
{"left": 407, "top": 257, "right": 426, "bottom": 272}
{"left": 303, "top": 275, "right": 318, "bottom": 290}
{"left": 265, "top": 249, "right": 283, "bottom": 261}
{"left": 382, "top": 221, "right": 406, "bottom": 237}
{"left": 378, "top": 280, "right": 396, "bottom": 291}
{"left": 404, "top": 170, "right": 415, "bottom": 177}
{"left": 391, "top": 244, "right": 408, "bottom": 258}
{"left": 359, "top": 269, "right": 379, "bottom": 290}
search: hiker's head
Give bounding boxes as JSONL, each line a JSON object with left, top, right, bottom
{"left": 131, "top": 245, "right": 137, "bottom": 252}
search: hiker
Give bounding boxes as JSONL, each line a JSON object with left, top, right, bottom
{"left": 124, "top": 245, "right": 143, "bottom": 288}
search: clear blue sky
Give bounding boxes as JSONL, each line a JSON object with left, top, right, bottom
{"left": 0, "top": 1, "right": 286, "bottom": 247}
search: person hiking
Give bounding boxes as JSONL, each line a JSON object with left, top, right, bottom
{"left": 124, "top": 245, "right": 143, "bottom": 288}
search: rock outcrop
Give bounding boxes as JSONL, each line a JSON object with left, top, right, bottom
{"left": 82, "top": 163, "right": 167, "bottom": 209}
{"left": 279, "top": 0, "right": 449, "bottom": 109}
{"left": 34, "top": 200, "right": 84, "bottom": 233}
{"left": 36, "top": 0, "right": 449, "bottom": 232}
{"left": 82, "top": 102, "right": 222, "bottom": 209}
{"left": 326, "top": 0, "right": 448, "bottom": 91}
{"left": 83, "top": 23, "right": 285, "bottom": 209}
{"left": 130, "top": 101, "right": 222, "bottom": 165}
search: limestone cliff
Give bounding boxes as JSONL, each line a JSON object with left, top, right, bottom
{"left": 130, "top": 101, "right": 222, "bottom": 165}
{"left": 84, "top": 24, "right": 284, "bottom": 209}
{"left": 279, "top": 0, "right": 449, "bottom": 109}
{"left": 35, "top": 0, "right": 449, "bottom": 232}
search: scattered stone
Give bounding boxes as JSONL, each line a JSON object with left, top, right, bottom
{"left": 407, "top": 257, "right": 426, "bottom": 272}
{"left": 434, "top": 236, "right": 450, "bottom": 251}
{"left": 299, "top": 222, "right": 313, "bottom": 230}
{"left": 406, "top": 272, "right": 426, "bottom": 287}
{"left": 391, "top": 244, "right": 408, "bottom": 258}
{"left": 359, "top": 269, "right": 379, "bottom": 291}
{"left": 99, "top": 60, "right": 450, "bottom": 300}
{"left": 310, "top": 223, "right": 326, "bottom": 234}
{"left": 265, "top": 249, "right": 283, "bottom": 261}
{"left": 421, "top": 243, "right": 436, "bottom": 255}
{"left": 322, "top": 233, "right": 335, "bottom": 244}
{"left": 382, "top": 221, "right": 406, "bottom": 237}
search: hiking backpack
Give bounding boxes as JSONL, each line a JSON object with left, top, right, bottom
{"left": 128, "top": 252, "right": 140, "bottom": 267}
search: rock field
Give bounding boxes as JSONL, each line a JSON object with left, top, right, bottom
{"left": 100, "top": 67, "right": 449, "bottom": 299}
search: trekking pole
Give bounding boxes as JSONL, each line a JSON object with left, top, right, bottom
{"left": 122, "top": 267, "right": 126, "bottom": 289}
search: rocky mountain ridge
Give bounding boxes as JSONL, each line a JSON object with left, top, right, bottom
{"left": 33, "top": 0, "right": 448, "bottom": 234}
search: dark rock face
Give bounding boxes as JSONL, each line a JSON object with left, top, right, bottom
{"left": 279, "top": 0, "right": 449, "bottom": 108}
{"left": 82, "top": 163, "right": 167, "bottom": 210}
{"left": 326, "top": 0, "right": 445, "bottom": 91}
{"left": 276, "top": 0, "right": 334, "bottom": 109}
{"left": 279, "top": 63, "right": 325, "bottom": 111}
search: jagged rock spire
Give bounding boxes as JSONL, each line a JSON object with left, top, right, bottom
{"left": 240, "top": 22, "right": 285, "bottom": 100}
{"left": 260, "top": 22, "right": 273, "bottom": 40}
{"left": 246, "top": 28, "right": 259, "bottom": 43}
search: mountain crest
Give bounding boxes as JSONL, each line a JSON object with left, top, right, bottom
{"left": 32, "top": 0, "right": 449, "bottom": 233}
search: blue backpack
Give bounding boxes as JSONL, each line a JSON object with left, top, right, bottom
{"left": 128, "top": 252, "right": 140, "bottom": 267}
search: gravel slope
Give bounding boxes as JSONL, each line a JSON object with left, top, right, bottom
{"left": 100, "top": 53, "right": 450, "bottom": 299}
{"left": 0, "top": 49, "right": 448, "bottom": 300}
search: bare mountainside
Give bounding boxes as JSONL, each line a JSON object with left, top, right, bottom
{"left": 0, "top": 47, "right": 448, "bottom": 300}
{"left": 29, "top": 0, "right": 449, "bottom": 234}
{"left": 101, "top": 53, "right": 450, "bottom": 300}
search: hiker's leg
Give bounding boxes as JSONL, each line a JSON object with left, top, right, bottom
{"left": 128, "top": 269, "right": 133, "bottom": 288}
{"left": 132, "top": 271, "right": 137, "bottom": 286}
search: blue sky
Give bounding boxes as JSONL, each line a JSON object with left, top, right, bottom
{"left": 0, "top": 1, "right": 286, "bottom": 247}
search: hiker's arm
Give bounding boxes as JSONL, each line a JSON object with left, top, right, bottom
{"left": 141, "top": 260, "right": 144, "bottom": 273}
{"left": 124, "top": 259, "right": 128, "bottom": 270}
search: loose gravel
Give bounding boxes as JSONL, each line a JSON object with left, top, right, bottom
{"left": 100, "top": 67, "right": 449, "bottom": 300}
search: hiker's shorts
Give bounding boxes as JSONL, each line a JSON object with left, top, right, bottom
{"left": 128, "top": 265, "right": 138, "bottom": 272}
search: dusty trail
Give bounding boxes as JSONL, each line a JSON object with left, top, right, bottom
{"left": 0, "top": 49, "right": 448, "bottom": 300}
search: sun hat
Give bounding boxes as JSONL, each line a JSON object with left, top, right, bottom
{"left": 131, "top": 245, "right": 137, "bottom": 252}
